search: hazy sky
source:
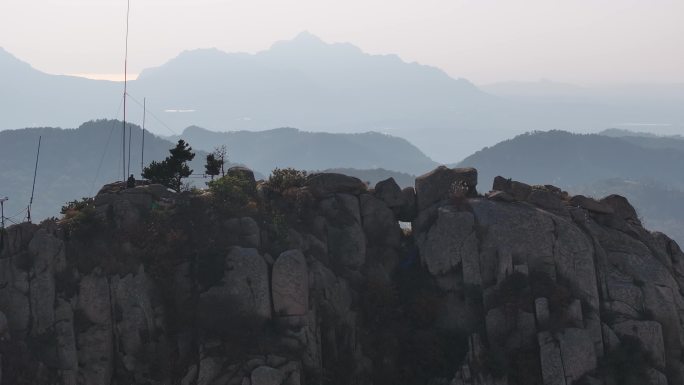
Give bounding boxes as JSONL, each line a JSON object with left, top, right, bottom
{"left": 1, "top": 0, "right": 682, "bottom": 84}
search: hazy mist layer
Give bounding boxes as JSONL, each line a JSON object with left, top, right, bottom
{"left": 1, "top": 0, "right": 682, "bottom": 84}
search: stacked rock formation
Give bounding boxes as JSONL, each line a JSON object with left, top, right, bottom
{"left": 0, "top": 165, "right": 683, "bottom": 385}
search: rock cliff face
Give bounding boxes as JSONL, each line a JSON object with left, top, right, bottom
{"left": 1, "top": 166, "right": 684, "bottom": 385}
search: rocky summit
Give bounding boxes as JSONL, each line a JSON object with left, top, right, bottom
{"left": 1, "top": 166, "right": 684, "bottom": 385}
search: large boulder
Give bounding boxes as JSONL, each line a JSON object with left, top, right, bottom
{"left": 374, "top": 178, "right": 404, "bottom": 208}
{"left": 309, "top": 260, "right": 352, "bottom": 317}
{"left": 557, "top": 328, "right": 598, "bottom": 383}
{"left": 305, "top": 173, "right": 367, "bottom": 198}
{"left": 601, "top": 194, "right": 641, "bottom": 225}
{"left": 527, "top": 187, "right": 563, "bottom": 212}
{"left": 0, "top": 222, "right": 37, "bottom": 259}
{"left": 320, "top": 194, "right": 366, "bottom": 268}
{"left": 110, "top": 266, "right": 159, "bottom": 376}
{"left": 418, "top": 206, "right": 478, "bottom": 275}
{"left": 227, "top": 166, "right": 257, "bottom": 192}
{"left": 415, "top": 166, "right": 478, "bottom": 211}
{"left": 251, "top": 366, "right": 285, "bottom": 385}
{"left": 538, "top": 332, "right": 566, "bottom": 385}
{"left": 28, "top": 228, "right": 66, "bottom": 334}
{"left": 79, "top": 272, "right": 114, "bottom": 326}
{"left": 613, "top": 320, "right": 667, "bottom": 368}
{"left": 78, "top": 325, "right": 115, "bottom": 385}
{"left": 360, "top": 194, "right": 401, "bottom": 248}
{"left": 570, "top": 195, "right": 614, "bottom": 214}
{"left": 470, "top": 199, "right": 556, "bottom": 283}
{"left": 272, "top": 250, "right": 309, "bottom": 316}
{"left": 95, "top": 183, "right": 173, "bottom": 207}
{"left": 55, "top": 299, "right": 78, "bottom": 383}
{"left": 77, "top": 272, "right": 115, "bottom": 385}
{"left": 95, "top": 183, "right": 176, "bottom": 228}
{"left": 327, "top": 222, "right": 366, "bottom": 268}
{"left": 398, "top": 187, "right": 417, "bottom": 222}
{"left": 198, "top": 247, "right": 272, "bottom": 332}
{"left": 319, "top": 194, "right": 360, "bottom": 224}
{"left": 492, "top": 176, "right": 531, "bottom": 201}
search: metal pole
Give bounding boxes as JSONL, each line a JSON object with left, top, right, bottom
{"left": 127, "top": 115, "right": 132, "bottom": 178}
{"left": 122, "top": 0, "right": 130, "bottom": 182}
{"left": 141, "top": 97, "right": 146, "bottom": 175}
{"left": 0, "top": 197, "right": 7, "bottom": 230}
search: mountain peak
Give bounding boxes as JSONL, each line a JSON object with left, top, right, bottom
{"left": 268, "top": 31, "right": 335, "bottom": 52}
{"left": 292, "top": 31, "right": 324, "bottom": 44}
{"left": 0, "top": 47, "right": 38, "bottom": 73}
{"left": 0, "top": 47, "right": 24, "bottom": 63}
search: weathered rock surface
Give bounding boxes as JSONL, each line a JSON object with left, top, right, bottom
{"left": 199, "top": 247, "right": 272, "bottom": 327}
{"left": 373, "top": 177, "right": 404, "bottom": 208}
{"left": 557, "top": 328, "right": 597, "bottom": 383}
{"left": 305, "top": 173, "right": 367, "bottom": 198}
{"left": 418, "top": 207, "right": 477, "bottom": 275}
{"left": 613, "top": 320, "right": 667, "bottom": 368}
{"left": 492, "top": 176, "right": 532, "bottom": 201}
{"left": 360, "top": 194, "right": 401, "bottom": 248}
{"left": 251, "top": 366, "right": 285, "bottom": 385}
{"left": 570, "top": 195, "right": 614, "bottom": 214}
{"left": 272, "top": 250, "right": 309, "bottom": 316}
{"left": 415, "top": 166, "right": 478, "bottom": 210}
{"left": 2, "top": 168, "right": 684, "bottom": 385}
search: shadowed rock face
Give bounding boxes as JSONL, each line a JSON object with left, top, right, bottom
{"left": 1, "top": 167, "right": 684, "bottom": 385}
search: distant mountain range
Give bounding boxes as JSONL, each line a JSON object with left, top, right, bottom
{"left": 3, "top": 119, "right": 684, "bottom": 245}
{"left": 458, "top": 130, "right": 684, "bottom": 189}
{"left": 2, "top": 33, "right": 683, "bottom": 162}
{"left": 457, "top": 129, "right": 684, "bottom": 245}
{"left": 174, "top": 125, "right": 436, "bottom": 176}
{"left": 0, "top": 120, "right": 211, "bottom": 222}
{"left": 0, "top": 120, "right": 434, "bottom": 220}
{"left": 599, "top": 128, "right": 684, "bottom": 151}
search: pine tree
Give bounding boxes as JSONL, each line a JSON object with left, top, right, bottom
{"left": 205, "top": 153, "right": 222, "bottom": 180}
{"left": 142, "top": 140, "right": 195, "bottom": 192}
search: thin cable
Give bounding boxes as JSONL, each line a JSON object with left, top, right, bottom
{"left": 5, "top": 207, "right": 28, "bottom": 221}
{"left": 27, "top": 135, "right": 42, "bottom": 223}
{"left": 8, "top": 207, "right": 27, "bottom": 218}
{"left": 4, "top": 207, "right": 27, "bottom": 221}
{"left": 127, "top": 93, "right": 178, "bottom": 135}
{"left": 89, "top": 96, "right": 124, "bottom": 196}
{"left": 122, "top": 0, "right": 131, "bottom": 182}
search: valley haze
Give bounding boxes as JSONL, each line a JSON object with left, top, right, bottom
{"left": 2, "top": 2, "right": 684, "bottom": 385}
{"left": 1, "top": 32, "right": 683, "bottom": 162}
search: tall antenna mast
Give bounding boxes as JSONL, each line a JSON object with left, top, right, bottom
{"left": 141, "top": 97, "right": 146, "bottom": 175}
{"left": 27, "top": 135, "right": 42, "bottom": 223}
{"left": 122, "top": 0, "right": 131, "bottom": 182}
{"left": 127, "top": 114, "right": 132, "bottom": 177}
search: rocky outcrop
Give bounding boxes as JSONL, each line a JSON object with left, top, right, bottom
{"left": 305, "top": 173, "right": 367, "bottom": 198}
{"left": 1, "top": 167, "right": 684, "bottom": 385}
{"left": 199, "top": 247, "right": 272, "bottom": 324}
{"left": 415, "top": 166, "right": 478, "bottom": 210}
{"left": 419, "top": 207, "right": 477, "bottom": 276}
{"left": 272, "top": 250, "right": 309, "bottom": 316}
